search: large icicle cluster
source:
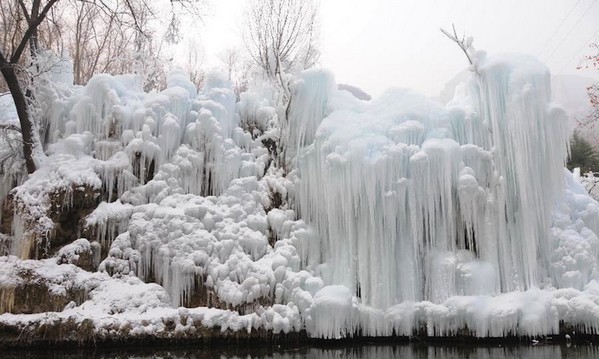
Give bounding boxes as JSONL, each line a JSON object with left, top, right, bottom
{"left": 294, "top": 54, "right": 598, "bottom": 320}
{"left": 96, "top": 173, "right": 316, "bottom": 312}
{"left": 46, "top": 69, "right": 247, "bottom": 201}
{"left": 6, "top": 70, "right": 255, "bottom": 256}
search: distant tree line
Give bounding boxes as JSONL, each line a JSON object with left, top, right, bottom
{"left": 0, "top": 0, "right": 321, "bottom": 175}
{"left": 0, "top": 0, "right": 206, "bottom": 174}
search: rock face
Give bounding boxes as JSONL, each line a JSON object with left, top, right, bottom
{"left": 2, "top": 183, "right": 101, "bottom": 260}
{"left": 47, "top": 186, "right": 102, "bottom": 255}
{"left": 0, "top": 281, "right": 86, "bottom": 315}
{"left": 0, "top": 258, "right": 89, "bottom": 315}
{"left": 0, "top": 234, "right": 9, "bottom": 256}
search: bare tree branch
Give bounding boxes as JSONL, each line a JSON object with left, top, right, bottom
{"left": 243, "top": 0, "right": 320, "bottom": 91}
{"left": 441, "top": 23, "right": 474, "bottom": 66}
{"left": 10, "top": 0, "right": 60, "bottom": 63}
{"left": 16, "top": 0, "right": 31, "bottom": 22}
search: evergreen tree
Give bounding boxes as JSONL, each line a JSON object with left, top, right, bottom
{"left": 567, "top": 131, "right": 599, "bottom": 173}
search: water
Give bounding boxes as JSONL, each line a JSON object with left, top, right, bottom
{"left": 4, "top": 343, "right": 598, "bottom": 358}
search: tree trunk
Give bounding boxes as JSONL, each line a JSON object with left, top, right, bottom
{"left": 1, "top": 65, "right": 37, "bottom": 174}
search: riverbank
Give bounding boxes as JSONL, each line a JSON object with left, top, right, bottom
{"left": 0, "top": 315, "right": 595, "bottom": 350}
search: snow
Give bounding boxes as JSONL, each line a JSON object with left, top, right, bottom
{"left": 0, "top": 256, "right": 256, "bottom": 335}
{"left": 8, "top": 153, "right": 102, "bottom": 257}
{"left": 308, "top": 285, "right": 356, "bottom": 339}
{"left": 3, "top": 52, "right": 599, "bottom": 341}
{"left": 85, "top": 200, "right": 134, "bottom": 246}
{"left": 99, "top": 174, "right": 311, "bottom": 309}
{"left": 56, "top": 238, "right": 101, "bottom": 268}
{"left": 0, "top": 255, "right": 104, "bottom": 293}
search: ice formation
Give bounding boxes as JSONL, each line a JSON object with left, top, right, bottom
{"left": 295, "top": 53, "right": 577, "bottom": 309}
{"left": 2, "top": 52, "right": 599, "bottom": 342}
{"left": 292, "top": 53, "right": 599, "bottom": 337}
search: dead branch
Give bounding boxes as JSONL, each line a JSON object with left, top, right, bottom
{"left": 441, "top": 24, "right": 474, "bottom": 66}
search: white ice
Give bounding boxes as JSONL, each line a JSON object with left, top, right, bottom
{"left": 3, "top": 52, "right": 599, "bottom": 340}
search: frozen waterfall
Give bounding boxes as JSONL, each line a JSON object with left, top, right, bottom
{"left": 4, "top": 52, "right": 599, "bottom": 341}
{"left": 294, "top": 54, "right": 587, "bottom": 312}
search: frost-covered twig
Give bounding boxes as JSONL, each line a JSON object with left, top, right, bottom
{"left": 0, "top": 123, "right": 21, "bottom": 133}
{"left": 441, "top": 24, "right": 476, "bottom": 69}
{"left": 0, "top": 124, "right": 23, "bottom": 172}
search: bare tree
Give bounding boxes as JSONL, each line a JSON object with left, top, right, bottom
{"left": 51, "top": 0, "right": 196, "bottom": 87}
{"left": 184, "top": 37, "right": 205, "bottom": 89}
{"left": 0, "top": 0, "right": 60, "bottom": 174}
{"left": 218, "top": 47, "right": 240, "bottom": 81}
{"left": 576, "top": 43, "right": 599, "bottom": 128}
{"left": 217, "top": 47, "right": 251, "bottom": 95}
{"left": 243, "top": 0, "right": 320, "bottom": 99}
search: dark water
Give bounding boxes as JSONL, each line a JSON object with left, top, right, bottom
{"left": 4, "top": 343, "right": 599, "bottom": 359}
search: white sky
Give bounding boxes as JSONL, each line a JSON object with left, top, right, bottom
{"left": 191, "top": 0, "right": 599, "bottom": 97}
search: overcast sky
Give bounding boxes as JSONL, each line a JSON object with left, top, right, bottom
{"left": 193, "top": 0, "right": 599, "bottom": 97}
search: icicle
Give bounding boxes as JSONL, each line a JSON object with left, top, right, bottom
{"left": 198, "top": 71, "right": 239, "bottom": 139}
{"left": 295, "top": 54, "right": 571, "bottom": 313}
{"left": 9, "top": 214, "right": 27, "bottom": 259}
{"left": 85, "top": 200, "right": 134, "bottom": 248}
{"left": 0, "top": 287, "right": 15, "bottom": 314}
{"left": 284, "top": 69, "right": 336, "bottom": 165}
